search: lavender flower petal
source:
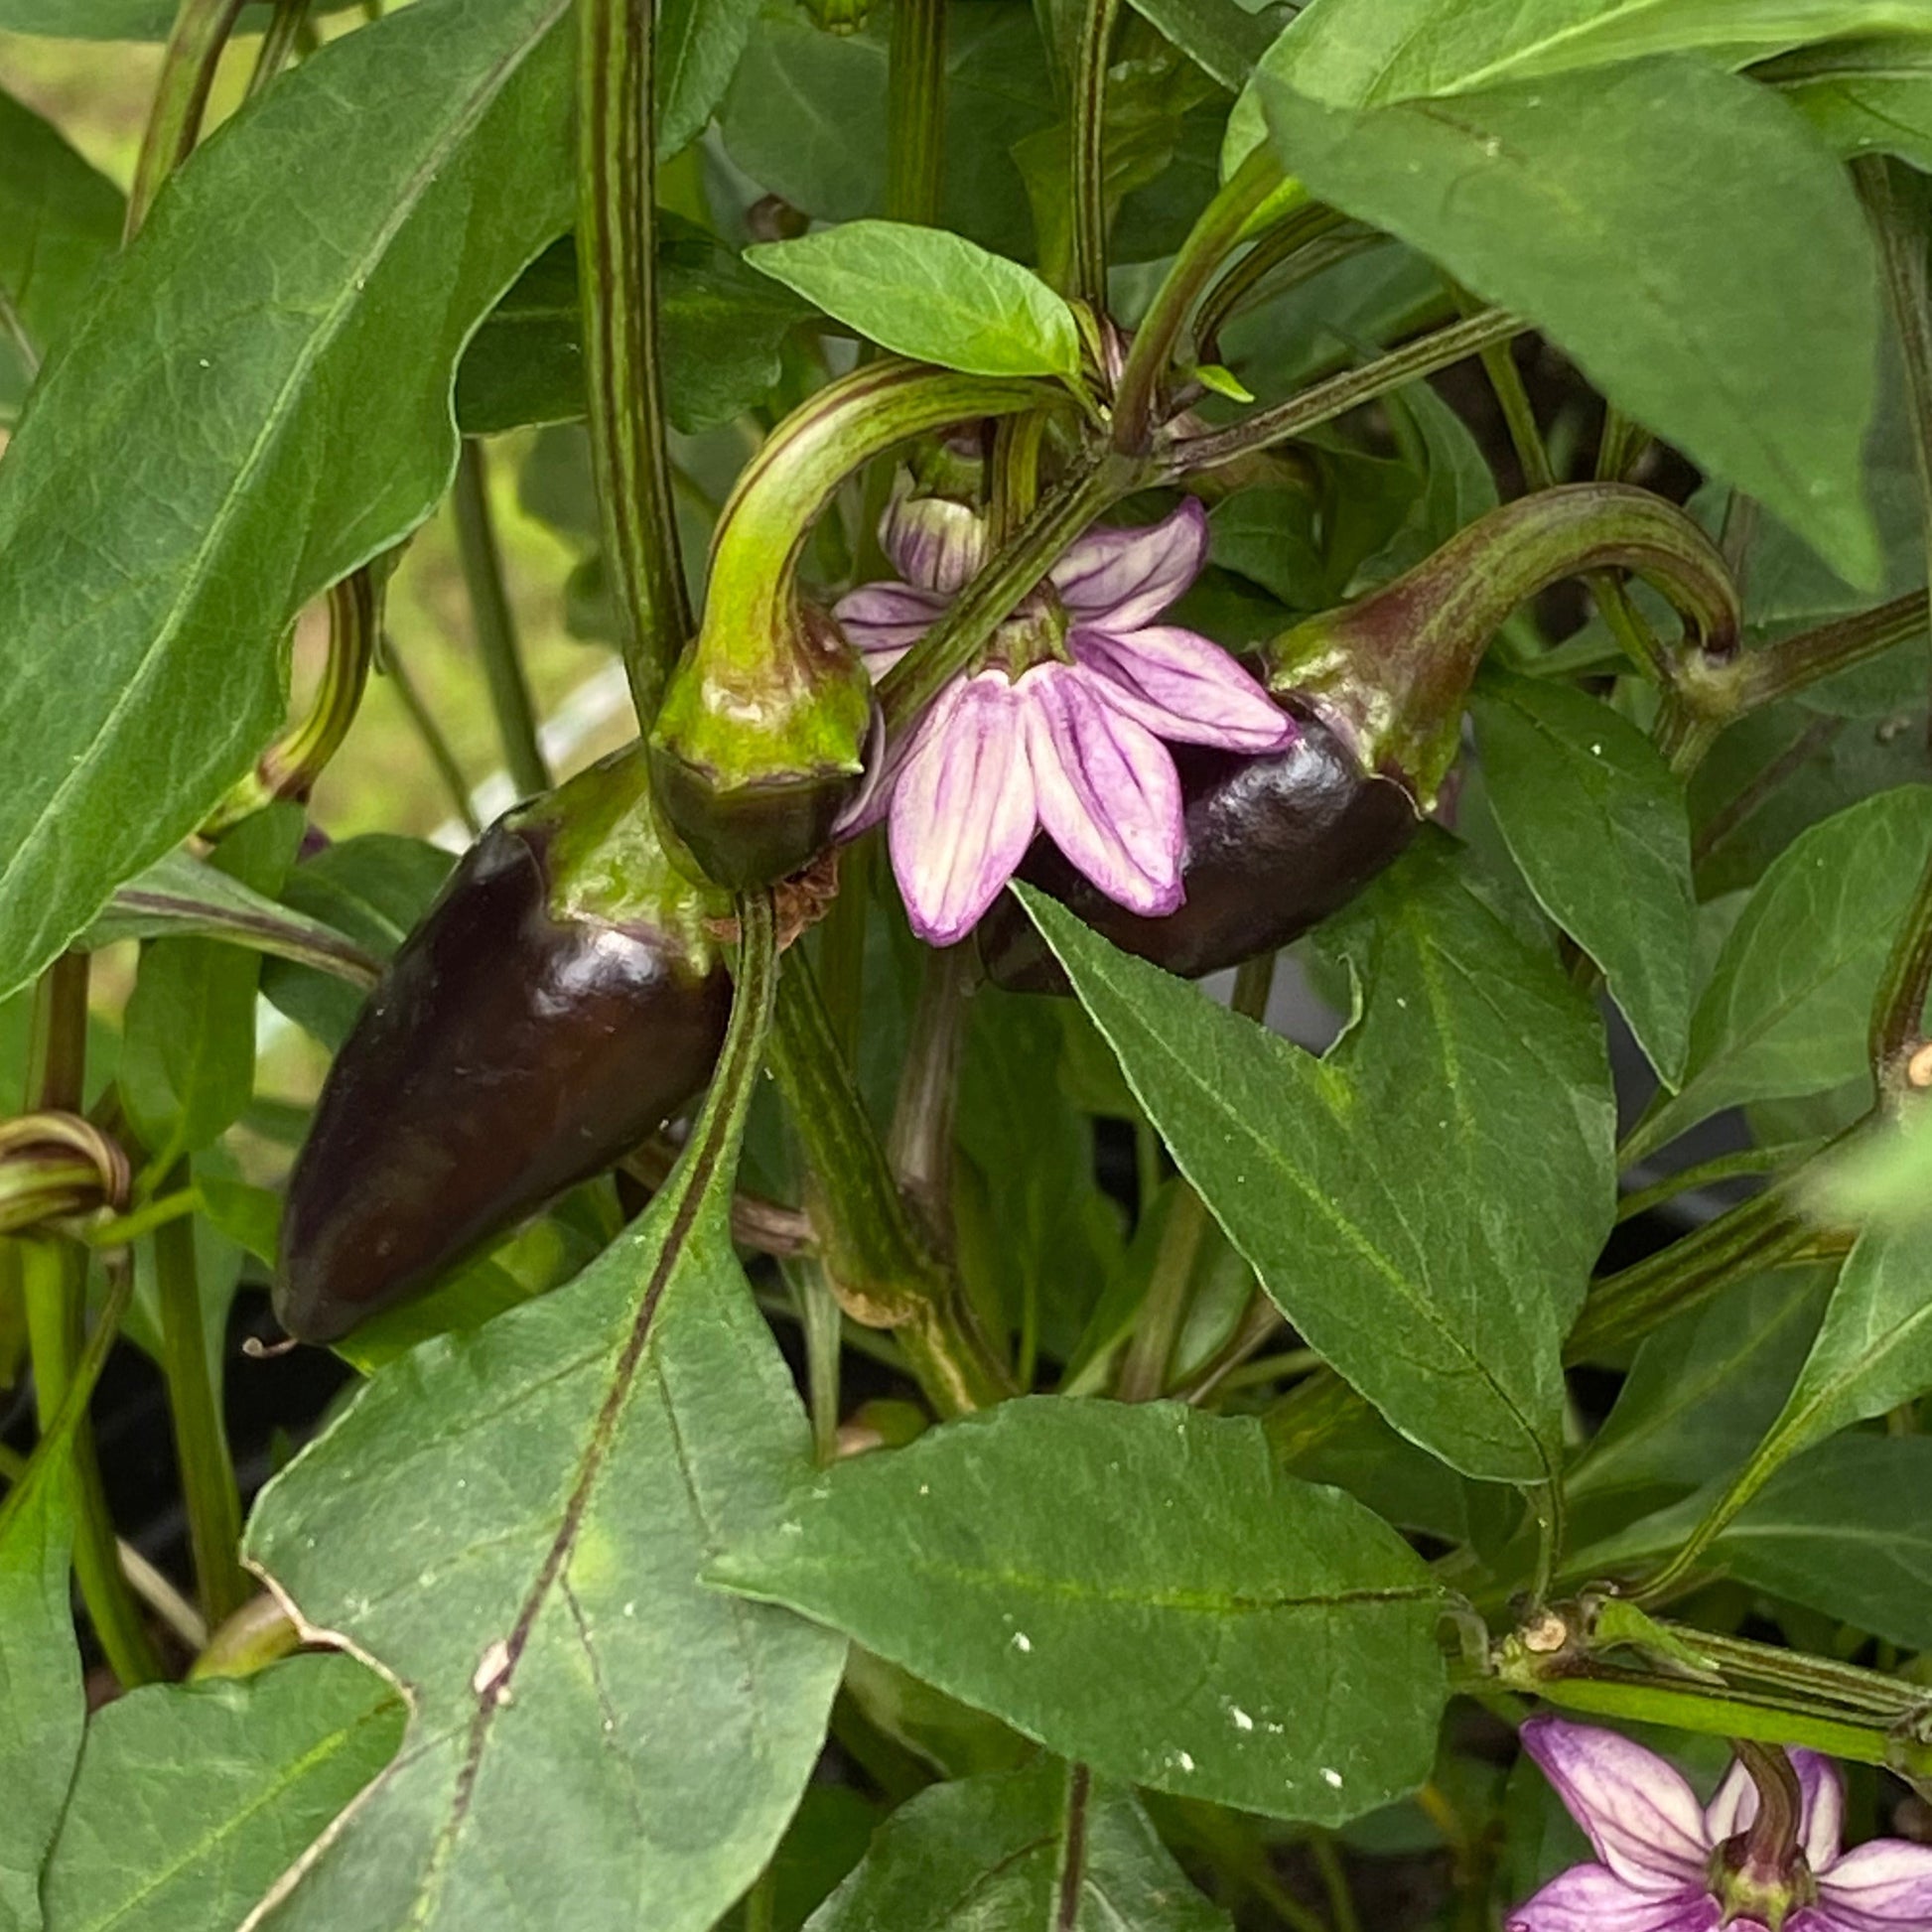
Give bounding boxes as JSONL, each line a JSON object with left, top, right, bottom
{"left": 1074, "top": 622, "right": 1296, "bottom": 752}
{"left": 1048, "top": 498, "right": 1208, "bottom": 631}
{"left": 1796, "top": 1752, "right": 1848, "bottom": 1874}
{"left": 1701, "top": 1751, "right": 1844, "bottom": 1875}
{"left": 832, "top": 582, "right": 950, "bottom": 673}
{"left": 1815, "top": 1839, "right": 1932, "bottom": 1928}
{"left": 888, "top": 671, "right": 1038, "bottom": 945}
{"left": 1508, "top": 1863, "right": 1722, "bottom": 1932}
{"left": 1520, "top": 1719, "right": 1713, "bottom": 1891}
{"left": 1024, "top": 664, "right": 1184, "bottom": 916}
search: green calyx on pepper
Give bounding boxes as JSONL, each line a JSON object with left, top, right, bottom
{"left": 647, "top": 360, "right": 1044, "bottom": 890}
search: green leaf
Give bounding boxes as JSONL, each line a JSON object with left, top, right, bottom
{"left": 1126, "top": 0, "right": 1280, "bottom": 93}
{"left": 954, "top": 994, "right": 1125, "bottom": 1367}
{"left": 1264, "top": 0, "right": 1932, "bottom": 106}
{"left": 0, "top": 1459, "right": 81, "bottom": 1932}
{"left": 657, "top": 0, "right": 765, "bottom": 157}
{"left": 260, "top": 834, "right": 455, "bottom": 1050}
{"left": 455, "top": 228, "right": 809, "bottom": 437}
{"left": 1358, "top": 377, "right": 1499, "bottom": 584}
{"left": 746, "top": 220, "right": 1080, "bottom": 377}
{"left": 119, "top": 810, "right": 303, "bottom": 1172}
{"left": 715, "top": 1398, "right": 1448, "bottom": 1825}
{"left": 0, "top": 87, "right": 121, "bottom": 423}
{"left": 805, "top": 1756, "right": 1232, "bottom": 1930}
{"left": 719, "top": 3, "right": 1056, "bottom": 258}
{"left": 1752, "top": 1218, "right": 1932, "bottom": 1475}
{"left": 1567, "top": 1266, "right": 1832, "bottom": 1501}
{"left": 1255, "top": 57, "right": 1881, "bottom": 589}
{"left": 0, "top": 0, "right": 575, "bottom": 1005}
{"left": 243, "top": 940, "right": 843, "bottom": 1931}
{"left": 1626, "top": 786, "right": 1932, "bottom": 1161}
{"left": 41, "top": 1654, "right": 405, "bottom": 1932}
{"left": 80, "top": 847, "right": 380, "bottom": 986}
{"left": 1709, "top": 1433, "right": 1932, "bottom": 1652}
{"left": 1016, "top": 843, "right": 1615, "bottom": 1483}
{"left": 1762, "top": 35, "right": 1932, "bottom": 173}
{"left": 1814, "top": 1104, "right": 1932, "bottom": 1230}
{"left": 1472, "top": 670, "right": 1696, "bottom": 1082}
{"left": 0, "top": 0, "right": 352, "bottom": 37}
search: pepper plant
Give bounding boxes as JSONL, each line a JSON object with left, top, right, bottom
{"left": 6, "top": 0, "right": 1932, "bottom": 1927}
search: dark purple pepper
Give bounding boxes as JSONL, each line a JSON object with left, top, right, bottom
{"left": 979, "top": 704, "right": 1420, "bottom": 989}
{"left": 274, "top": 751, "right": 731, "bottom": 1343}
{"left": 982, "top": 484, "right": 1738, "bottom": 989}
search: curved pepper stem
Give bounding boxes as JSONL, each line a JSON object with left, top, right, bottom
{"left": 649, "top": 361, "right": 1045, "bottom": 889}
{"left": 1263, "top": 482, "right": 1742, "bottom": 807}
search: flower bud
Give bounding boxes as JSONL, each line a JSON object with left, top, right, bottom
{"left": 649, "top": 362, "right": 1041, "bottom": 890}
{"left": 275, "top": 744, "right": 734, "bottom": 1344}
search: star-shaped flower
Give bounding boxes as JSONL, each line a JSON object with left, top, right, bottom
{"left": 1512, "top": 1717, "right": 1932, "bottom": 1931}
{"left": 833, "top": 497, "right": 1293, "bottom": 946}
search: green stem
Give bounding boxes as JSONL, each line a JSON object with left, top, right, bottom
{"left": 153, "top": 1173, "right": 247, "bottom": 1624}
{"left": 577, "top": 0, "right": 691, "bottom": 722}
{"left": 1162, "top": 307, "right": 1523, "bottom": 479}
{"left": 795, "top": 1263, "right": 843, "bottom": 1465}
{"left": 1869, "top": 843, "right": 1932, "bottom": 1081}
{"left": 1594, "top": 404, "right": 1647, "bottom": 483}
{"left": 18, "top": 1239, "right": 163, "bottom": 1685}
{"left": 1115, "top": 1184, "right": 1209, "bottom": 1402}
{"left": 1615, "top": 1142, "right": 1823, "bottom": 1224}
{"left": 1311, "top": 1836, "right": 1361, "bottom": 1932}
{"left": 1568, "top": 1184, "right": 1806, "bottom": 1359}
{"left": 768, "top": 950, "right": 1012, "bottom": 1415}
{"left": 453, "top": 441, "right": 549, "bottom": 799}
{"left": 244, "top": 0, "right": 310, "bottom": 95}
{"left": 191, "top": 1591, "right": 301, "bottom": 1680}
{"left": 1108, "top": 148, "right": 1289, "bottom": 454}
{"left": 377, "top": 630, "right": 482, "bottom": 835}
{"left": 127, "top": 0, "right": 246, "bottom": 237}
{"left": 1737, "top": 592, "right": 1929, "bottom": 710}
{"left": 886, "top": 940, "right": 973, "bottom": 1244}
{"left": 84, "top": 1185, "right": 201, "bottom": 1248}
{"left": 1857, "top": 157, "right": 1932, "bottom": 749}
{"left": 1069, "top": 0, "right": 1123, "bottom": 310}
{"left": 1191, "top": 206, "right": 1353, "bottom": 366}
{"left": 884, "top": 0, "right": 946, "bottom": 224}
{"left": 879, "top": 454, "right": 1146, "bottom": 730}
{"left": 1493, "top": 1661, "right": 1922, "bottom": 1775}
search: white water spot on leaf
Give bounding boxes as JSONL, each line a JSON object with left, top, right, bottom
{"left": 1321, "top": 1767, "right": 1344, "bottom": 1788}
{"left": 1229, "top": 1706, "right": 1255, "bottom": 1731}
{"left": 472, "top": 1637, "right": 511, "bottom": 1701}
{"left": 1011, "top": 1631, "right": 1033, "bottom": 1654}
{"left": 1171, "top": 1750, "right": 1195, "bottom": 1773}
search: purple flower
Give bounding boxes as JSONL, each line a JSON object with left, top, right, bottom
{"left": 1512, "top": 1717, "right": 1932, "bottom": 1932}
{"left": 833, "top": 497, "right": 1294, "bottom": 946}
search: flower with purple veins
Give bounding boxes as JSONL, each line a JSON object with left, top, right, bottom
{"left": 833, "top": 496, "right": 1295, "bottom": 946}
{"left": 1512, "top": 1716, "right": 1932, "bottom": 1931}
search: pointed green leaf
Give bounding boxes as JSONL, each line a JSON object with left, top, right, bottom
{"left": 1627, "top": 786, "right": 1932, "bottom": 1161}
{"left": 42, "top": 1654, "right": 404, "bottom": 1932}
{"left": 1473, "top": 669, "right": 1697, "bottom": 1082}
{"left": 0, "top": 87, "right": 121, "bottom": 422}
{"left": 1755, "top": 1218, "right": 1932, "bottom": 1474}
{"left": 0, "top": 0, "right": 576, "bottom": 1004}
{"left": 1016, "top": 845, "right": 1614, "bottom": 1483}
{"left": 0, "top": 1460, "right": 81, "bottom": 1932}
{"left": 1255, "top": 57, "right": 1880, "bottom": 588}
{"left": 80, "top": 848, "right": 379, "bottom": 986}
{"left": 1265, "top": 0, "right": 1932, "bottom": 106}
{"left": 244, "top": 935, "right": 843, "bottom": 1931}
{"left": 716, "top": 1398, "right": 1448, "bottom": 1825}
{"left": 806, "top": 1757, "right": 1231, "bottom": 1931}
{"left": 746, "top": 220, "right": 1080, "bottom": 376}
{"left": 1764, "top": 35, "right": 1932, "bottom": 173}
